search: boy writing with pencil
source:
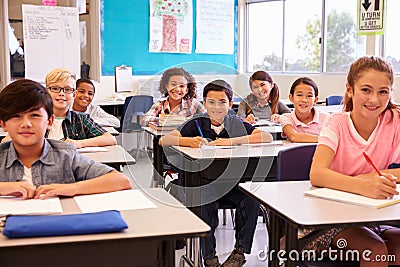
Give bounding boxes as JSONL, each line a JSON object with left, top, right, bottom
{"left": 160, "top": 79, "right": 272, "bottom": 267}
{"left": 0, "top": 79, "right": 132, "bottom": 199}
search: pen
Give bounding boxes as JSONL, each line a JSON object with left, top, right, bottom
{"left": 194, "top": 120, "right": 205, "bottom": 138}
{"left": 363, "top": 152, "right": 383, "bottom": 176}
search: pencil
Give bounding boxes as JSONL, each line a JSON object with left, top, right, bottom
{"left": 363, "top": 152, "right": 383, "bottom": 176}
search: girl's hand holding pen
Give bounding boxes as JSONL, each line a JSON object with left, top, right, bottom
{"left": 243, "top": 114, "right": 257, "bottom": 124}
{"left": 356, "top": 173, "right": 398, "bottom": 199}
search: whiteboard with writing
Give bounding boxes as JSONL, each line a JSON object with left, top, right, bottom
{"left": 22, "top": 4, "right": 80, "bottom": 82}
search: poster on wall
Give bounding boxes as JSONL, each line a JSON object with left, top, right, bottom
{"left": 149, "top": 0, "right": 193, "bottom": 53}
{"left": 22, "top": 4, "right": 80, "bottom": 82}
{"left": 195, "top": 0, "right": 234, "bottom": 54}
{"left": 357, "top": 0, "right": 385, "bottom": 35}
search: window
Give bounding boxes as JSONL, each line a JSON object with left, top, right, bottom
{"left": 246, "top": 0, "right": 366, "bottom": 73}
{"left": 383, "top": 0, "right": 400, "bottom": 73}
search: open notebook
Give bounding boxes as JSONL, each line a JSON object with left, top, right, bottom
{"left": 304, "top": 185, "right": 400, "bottom": 208}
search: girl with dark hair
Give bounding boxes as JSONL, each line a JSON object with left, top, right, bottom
{"left": 271, "top": 77, "right": 330, "bottom": 143}
{"left": 237, "top": 70, "right": 290, "bottom": 123}
{"left": 142, "top": 67, "right": 205, "bottom": 126}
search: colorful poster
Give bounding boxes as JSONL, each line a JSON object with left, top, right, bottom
{"left": 195, "top": 0, "right": 234, "bottom": 54}
{"left": 149, "top": 0, "right": 193, "bottom": 53}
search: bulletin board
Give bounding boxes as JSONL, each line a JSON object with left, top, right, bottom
{"left": 100, "top": 0, "right": 238, "bottom": 76}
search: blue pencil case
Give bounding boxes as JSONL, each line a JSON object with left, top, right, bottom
{"left": 2, "top": 210, "right": 128, "bottom": 238}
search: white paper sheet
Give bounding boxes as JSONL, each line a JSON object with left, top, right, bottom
{"left": 74, "top": 190, "right": 157, "bottom": 213}
{"left": 77, "top": 147, "right": 108, "bottom": 153}
{"left": 0, "top": 196, "right": 62, "bottom": 216}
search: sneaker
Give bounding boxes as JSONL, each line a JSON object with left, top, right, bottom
{"left": 222, "top": 250, "right": 246, "bottom": 267}
{"left": 204, "top": 256, "right": 221, "bottom": 267}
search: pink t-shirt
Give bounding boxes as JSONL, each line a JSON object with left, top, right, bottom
{"left": 278, "top": 108, "right": 330, "bottom": 138}
{"left": 318, "top": 109, "right": 400, "bottom": 176}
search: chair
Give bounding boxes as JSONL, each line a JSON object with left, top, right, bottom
{"left": 119, "top": 95, "right": 153, "bottom": 160}
{"left": 276, "top": 144, "right": 317, "bottom": 181}
{"left": 276, "top": 144, "right": 358, "bottom": 267}
{"left": 325, "top": 95, "right": 343, "bottom": 106}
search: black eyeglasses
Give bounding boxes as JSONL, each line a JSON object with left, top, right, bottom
{"left": 47, "top": 86, "right": 75, "bottom": 94}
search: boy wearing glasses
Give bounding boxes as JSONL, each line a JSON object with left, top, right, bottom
{"left": 160, "top": 80, "right": 272, "bottom": 267}
{"left": 45, "top": 68, "right": 116, "bottom": 148}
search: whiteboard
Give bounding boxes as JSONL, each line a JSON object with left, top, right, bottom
{"left": 22, "top": 4, "right": 80, "bottom": 82}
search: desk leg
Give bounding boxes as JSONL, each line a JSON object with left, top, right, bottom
{"left": 151, "top": 136, "right": 163, "bottom": 188}
{"left": 180, "top": 237, "right": 201, "bottom": 267}
{"left": 269, "top": 211, "right": 280, "bottom": 267}
{"left": 285, "top": 223, "right": 298, "bottom": 267}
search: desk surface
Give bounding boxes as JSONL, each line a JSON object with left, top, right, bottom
{"left": 239, "top": 181, "right": 400, "bottom": 227}
{"left": 81, "top": 145, "right": 136, "bottom": 165}
{"left": 103, "top": 126, "right": 120, "bottom": 136}
{"left": 172, "top": 140, "right": 312, "bottom": 160}
{"left": 0, "top": 188, "right": 210, "bottom": 248}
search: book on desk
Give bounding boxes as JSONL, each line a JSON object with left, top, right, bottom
{"left": 149, "top": 114, "right": 187, "bottom": 131}
{"left": 253, "top": 119, "right": 280, "bottom": 127}
{"left": 304, "top": 185, "right": 400, "bottom": 208}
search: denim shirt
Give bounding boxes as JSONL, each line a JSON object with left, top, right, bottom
{"left": 0, "top": 139, "right": 113, "bottom": 186}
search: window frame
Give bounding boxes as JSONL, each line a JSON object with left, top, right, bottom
{"left": 243, "top": 0, "right": 378, "bottom": 74}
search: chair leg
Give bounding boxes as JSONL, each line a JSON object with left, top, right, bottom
{"left": 230, "top": 209, "right": 235, "bottom": 229}
{"left": 136, "top": 131, "right": 143, "bottom": 160}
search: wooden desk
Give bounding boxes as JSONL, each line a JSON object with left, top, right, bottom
{"left": 81, "top": 145, "right": 136, "bottom": 170}
{"left": 239, "top": 181, "right": 400, "bottom": 267}
{"left": 0, "top": 188, "right": 210, "bottom": 267}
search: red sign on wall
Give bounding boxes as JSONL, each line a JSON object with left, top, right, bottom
{"left": 42, "top": 0, "right": 57, "bottom": 6}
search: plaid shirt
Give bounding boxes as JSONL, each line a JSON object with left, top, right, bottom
{"left": 46, "top": 110, "right": 106, "bottom": 140}
{"left": 142, "top": 98, "right": 205, "bottom": 126}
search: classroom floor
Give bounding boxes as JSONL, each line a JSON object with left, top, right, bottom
{"left": 123, "top": 155, "right": 270, "bottom": 267}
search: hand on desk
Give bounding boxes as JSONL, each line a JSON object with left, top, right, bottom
{"left": 270, "top": 114, "right": 281, "bottom": 123}
{"left": 64, "top": 138, "right": 84, "bottom": 149}
{"left": 0, "top": 182, "right": 36, "bottom": 199}
{"left": 207, "top": 138, "right": 232, "bottom": 146}
{"left": 243, "top": 114, "right": 257, "bottom": 124}
{"left": 356, "top": 172, "right": 398, "bottom": 199}
{"left": 34, "top": 183, "right": 78, "bottom": 199}
{"left": 0, "top": 182, "right": 78, "bottom": 200}
{"left": 188, "top": 136, "right": 209, "bottom": 148}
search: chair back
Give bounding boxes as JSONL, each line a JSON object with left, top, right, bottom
{"left": 276, "top": 144, "right": 317, "bottom": 181}
{"left": 120, "top": 95, "right": 153, "bottom": 132}
{"left": 325, "top": 95, "right": 343, "bottom": 106}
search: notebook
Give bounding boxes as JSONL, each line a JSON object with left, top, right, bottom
{"left": 253, "top": 119, "right": 280, "bottom": 127}
{"left": 304, "top": 185, "right": 400, "bottom": 208}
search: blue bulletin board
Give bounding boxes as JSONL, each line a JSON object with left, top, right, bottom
{"left": 100, "top": 0, "right": 238, "bottom": 76}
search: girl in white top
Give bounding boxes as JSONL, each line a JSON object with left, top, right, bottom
{"left": 271, "top": 77, "right": 330, "bottom": 143}
{"left": 310, "top": 56, "right": 400, "bottom": 266}
{"left": 72, "top": 78, "right": 120, "bottom": 128}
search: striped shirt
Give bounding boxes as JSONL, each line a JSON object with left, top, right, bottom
{"left": 46, "top": 110, "right": 106, "bottom": 140}
{"left": 142, "top": 97, "right": 205, "bottom": 126}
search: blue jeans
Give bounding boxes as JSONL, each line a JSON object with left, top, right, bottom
{"left": 200, "top": 185, "right": 260, "bottom": 260}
